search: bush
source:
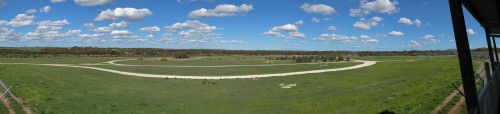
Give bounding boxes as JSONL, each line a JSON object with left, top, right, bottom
{"left": 174, "top": 53, "right": 190, "bottom": 59}
{"left": 160, "top": 58, "right": 168, "bottom": 61}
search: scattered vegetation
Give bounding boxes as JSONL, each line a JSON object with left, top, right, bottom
{"left": 265, "top": 55, "right": 351, "bottom": 63}
{"left": 0, "top": 56, "right": 467, "bottom": 113}
{"left": 173, "top": 53, "right": 190, "bottom": 59}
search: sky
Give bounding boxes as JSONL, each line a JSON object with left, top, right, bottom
{"left": 0, "top": 0, "right": 489, "bottom": 51}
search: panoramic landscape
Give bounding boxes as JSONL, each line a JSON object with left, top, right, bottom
{"left": 0, "top": 0, "right": 493, "bottom": 113}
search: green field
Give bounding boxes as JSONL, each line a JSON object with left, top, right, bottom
{"left": 0, "top": 56, "right": 476, "bottom": 113}
{"left": 91, "top": 62, "right": 361, "bottom": 76}
{"left": 116, "top": 59, "right": 295, "bottom": 66}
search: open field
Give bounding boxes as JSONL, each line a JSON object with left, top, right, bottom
{"left": 0, "top": 56, "right": 479, "bottom": 113}
{"left": 92, "top": 62, "right": 362, "bottom": 76}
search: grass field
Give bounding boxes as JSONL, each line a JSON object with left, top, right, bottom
{"left": 92, "top": 62, "right": 361, "bottom": 76}
{"left": 0, "top": 56, "right": 478, "bottom": 113}
{"left": 116, "top": 59, "right": 296, "bottom": 66}
{"left": 0, "top": 57, "right": 132, "bottom": 64}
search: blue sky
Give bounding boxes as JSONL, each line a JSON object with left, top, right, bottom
{"left": 0, "top": 0, "right": 488, "bottom": 51}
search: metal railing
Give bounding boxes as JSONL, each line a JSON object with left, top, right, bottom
{"left": 474, "top": 62, "right": 500, "bottom": 114}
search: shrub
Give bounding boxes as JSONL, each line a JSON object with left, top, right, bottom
{"left": 174, "top": 53, "right": 190, "bottom": 59}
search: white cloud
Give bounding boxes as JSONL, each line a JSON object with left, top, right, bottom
{"left": 263, "top": 31, "right": 282, "bottom": 38}
{"left": 414, "top": 19, "right": 422, "bottom": 27}
{"left": 0, "top": 27, "right": 19, "bottom": 42}
{"left": 361, "top": 0, "right": 399, "bottom": 13}
{"left": 40, "top": 6, "right": 51, "bottom": 13}
{"left": 146, "top": 35, "right": 155, "bottom": 38}
{"left": 407, "top": 40, "right": 422, "bottom": 48}
{"left": 189, "top": 4, "right": 253, "bottom": 18}
{"left": 271, "top": 24, "right": 298, "bottom": 31}
{"left": 263, "top": 24, "right": 305, "bottom": 39}
{"left": 349, "top": 8, "right": 370, "bottom": 17}
{"left": 74, "top": 33, "right": 106, "bottom": 43}
{"left": 65, "top": 29, "right": 82, "bottom": 35}
{"left": 467, "top": 29, "right": 477, "bottom": 35}
{"left": 327, "top": 26, "right": 337, "bottom": 31}
{"left": 51, "top": 0, "right": 65, "bottom": 3}
{"left": 164, "top": 20, "right": 221, "bottom": 39}
{"left": 323, "top": 18, "right": 331, "bottom": 21}
{"left": 140, "top": 26, "right": 160, "bottom": 33}
{"left": 353, "top": 16, "right": 382, "bottom": 30}
{"left": 22, "top": 29, "right": 78, "bottom": 42}
{"left": 74, "top": 0, "right": 115, "bottom": 6}
{"left": 387, "top": 31, "right": 404, "bottom": 36}
{"left": 423, "top": 34, "right": 435, "bottom": 39}
{"left": 110, "top": 30, "right": 131, "bottom": 36}
{"left": 0, "top": 14, "right": 36, "bottom": 27}
{"left": 397, "top": 17, "right": 422, "bottom": 27}
{"left": 26, "top": 9, "right": 37, "bottom": 14}
{"left": 315, "top": 34, "right": 357, "bottom": 43}
{"left": 156, "top": 37, "right": 176, "bottom": 44}
{"left": 112, "top": 37, "right": 148, "bottom": 43}
{"left": 83, "top": 23, "right": 95, "bottom": 28}
{"left": 349, "top": 0, "right": 399, "bottom": 17}
{"left": 229, "top": 40, "right": 245, "bottom": 44}
{"left": 405, "top": 37, "right": 440, "bottom": 48}
{"left": 95, "top": 7, "right": 153, "bottom": 21}
{"left": 300, "top": 3, "right": 336, "bottom": 15}
{"left": 294, "top": 20, "right": 303, "bottom": 25}
{"left": 77, "top": 33, "right": 105, "bottom": 38}
{"left": 311, "top": 17, "right": 320, "bottom": 23}
{"left": 91, "top": 26, "right": 113, "bottom": 32}
{"left": 36, "top": 20, "right": 70, "bottom": 32}
{"left": 430, "top": 38, "right": 440, "bottom": 43}
{"left": 108, "top": 21, "right": 128, "bottom": 28}
{"left": 182, "top": 38, "right": 221, "bottom": 45}
{"left": 360, "top": 35, "right": 370, "bottom": 38}
{"left": 288, "top": 32, "right": 305, "bottom": 38}
{"left": 363, "top": 38, "right": 379, "bottom": 43}
{"left": 398, "top": 17, "right": 412, "bottom": 25}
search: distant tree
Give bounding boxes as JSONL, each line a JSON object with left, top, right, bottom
{"left": 346, "top": 57, "right": 351, "bottom": 62}
{"left": 174, "top": 53, "right": 190, "bottom": 59}
{"left": 336, "top": 56, "right": 344, "bottom": 62}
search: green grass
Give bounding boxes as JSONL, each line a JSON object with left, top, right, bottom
{"left": 440, "top": 94, "right": 462, "bottom": 113}
{"left": 90, "top": 62, "right": 361, "bottom": 76}
{"left": 351, "top": 56, "right": 456, "bottom": 61}
{"left": 117, "top": 59, "right": 295, "bottom": 66}
{"left": 0, "top": 57, "right": 133, "bottom": 64}
{"left": 0, "top": 56, "right": 472, "bottom": 113}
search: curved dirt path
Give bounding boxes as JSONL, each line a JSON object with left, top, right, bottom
{"left": 447, "top": 96, "right": 465, "bottom": 114}
{"left": 430, "top": 85, "right": 462, "bottom": 114}
{"left": 0, "top": 80, "right": 33, "bottom": 114}
{"left": 101, "top": 59, "right": 353, "bottom": 68}
{"left": 0, "top": 96, "right": 15, "bottom": 114}
{"left": 28, "top": 60, "right": 376, "bottom": 79}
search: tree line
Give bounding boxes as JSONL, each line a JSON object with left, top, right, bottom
{"left": 266, "top": 55, "right": 350, "bottom": 63}
{"left": 0, "top": 46, "right": 460, "bottom": 58}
